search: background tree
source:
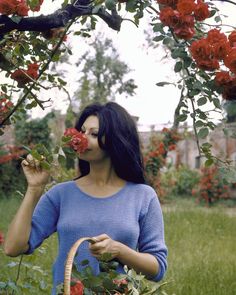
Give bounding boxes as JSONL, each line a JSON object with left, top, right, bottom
{"left": 73, "top": 33, "right": 137, "bottom": 111}
{"left": 14, "top": 112, "right": 54, "bottom": 150}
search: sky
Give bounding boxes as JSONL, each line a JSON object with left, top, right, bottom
{"left": 3, "top": 0, "right": 236, "bottom": 131}
{"left": 30, "top": 2, "right": 179, "bottom": 131}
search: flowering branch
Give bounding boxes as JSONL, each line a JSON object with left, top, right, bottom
{"left": 0, "top": 21, "right": 73, "bottom": 127}
{"left": 0, "top": 1, "right": 122, "bottom": 38}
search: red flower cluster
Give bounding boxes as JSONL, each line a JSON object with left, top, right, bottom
{"left": 192, "top": 166, "right": 230, "bottom": 205}
{"left": 63, "top": 128, "right": 88, "bottom": 153}
{"left": 0, "top": 231, "right": 4, "bottom": 245}
{"left": 0, "top": 0, "right": 29, "bottom": 16}
{"left": 215, "top": 70, "right": 236, "bottom": 100}
{"left": 0, "top": 145, "right": 27, "bottom": 164}
{"left": 0, "top": 95, "right": 13, "bottom": 123}
{"left": 158, "top": 0, "right": 210, "bottom": 40}
{"left": 11, "top": 63, "right": 39, "bottom": 86}
{"left": 189, "top": 28, "right": 236, "bottom": 99}
{"left": 189, "top": 29, "right": 233, "bottom": 71}
{"left": 70, "top": 279, "right": 84, "bottom": 295}
{"left": 0, "top": 0, "right": 44, "bottom": 16}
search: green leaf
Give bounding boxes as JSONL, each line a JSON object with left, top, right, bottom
{"left": 153, "top": 35, "right": 164, "bottom": 42}
{"left": 163, "top": 37, "right": 173, "bottom": 45}
{"left": 197, "top": 96, "right": 207, "bottom": 106}
{"left": 198, "top": 127, "right": 209, "bottom": 139}
{"left": 177, "top": 114, "right": 188, "bottom": 122}
{"left": 31, "top": 149, "right": 42, "bottom": 161}
{"left": 193, "top": 80, "right": 202, "bottom": 90}
{"left": 183, "top": 57, "right": 192, "bottom": 68}
{"left": 205, "top": 158, "right": 214, "bottom": 167}
{"left": 125, "top": 0, "right": 137, "bottom": 12}
{"left": 156, "top": 81, "right": 175, "bottom": 87}
{"left": 195, "top": 120, "right": 204, "bottom": 127}
{"left": 40, "top": 160, "right": 51, "bottom": 170}
{"left": 152, "top": 23, "right": 164, "bottom": 33}
{"left": 105, "top": 0, "right": 116, "bottom": 12}
{"left": 189, "top": 89, "right": 201, "bottom": 97}
{"left": 213, "top": 98, "right": 221, "bottom": 109}
{"left": 174, "top": 61, "right": 182, "bottom": 72}
{"left": 10, "top": 16, "right": 22, "bottom": 24}
{"left": 214, "top": 16, "right": 221, "bottom": 23}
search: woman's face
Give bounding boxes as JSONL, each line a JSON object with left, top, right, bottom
{"left": 79, "top": 115, "right": 108, "bottom": 162}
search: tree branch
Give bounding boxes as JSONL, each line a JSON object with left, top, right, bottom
{"left": 0, "top": 1, "right": 122, "bottom": 38}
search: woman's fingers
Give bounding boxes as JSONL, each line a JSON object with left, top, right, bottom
{"left": 21, "top": 159, "right": 29, "bottom": 167}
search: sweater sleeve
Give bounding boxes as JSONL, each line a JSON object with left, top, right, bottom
{"left": 24, "top": 191, "right": 59, "bottom": 255}
{"left": 138, "top": 195, "right": 168, "bottom": 282}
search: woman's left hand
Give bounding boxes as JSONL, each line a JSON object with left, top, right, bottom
{"left": 89, "top": 234, "right": 121, "bottom": 260}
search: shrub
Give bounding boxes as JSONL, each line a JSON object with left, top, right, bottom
{"left": 160, "top": 165, "right": 200, "bottom": 198}
{"left": 192, "top": 165, "right": 231, "bottom": 206}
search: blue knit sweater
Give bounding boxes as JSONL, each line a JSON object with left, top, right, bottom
{"left": 25, "top": 181, "right": 168, "bottom": 294}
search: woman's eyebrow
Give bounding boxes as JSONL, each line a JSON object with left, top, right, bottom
{"left": 81, "top": 126, "right": 99, "bottom": 131}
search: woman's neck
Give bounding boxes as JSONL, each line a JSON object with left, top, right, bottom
{"left": 81, "top": 159, "right": 123, "bottom": 187}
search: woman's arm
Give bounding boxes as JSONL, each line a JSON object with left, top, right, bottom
{"left": 89, "top": 234, "right": 159, "bottom": 278}
{"left": 4, "top": 185, "right": 45, "bottom": 256}
{"left": 4, "top": 154, "right": 49, "bottom": 257}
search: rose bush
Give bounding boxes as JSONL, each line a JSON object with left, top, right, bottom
{"left": 57, "top": 256, "right": 167, "bottom": 295}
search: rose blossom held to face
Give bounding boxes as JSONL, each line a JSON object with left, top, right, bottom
{"left": 63, "top": 128, "right": 88, "bottom": 153}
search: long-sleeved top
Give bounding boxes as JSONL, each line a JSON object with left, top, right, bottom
{"left": 25, "top": 181, "right": 168, "bottom": 294}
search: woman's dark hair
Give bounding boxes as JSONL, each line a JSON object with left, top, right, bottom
{"left": 75, "top": 102, "right": 146, "bottom": 184}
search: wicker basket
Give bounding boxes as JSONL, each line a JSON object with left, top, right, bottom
{"left": 63, "top": 237, "right": 98, "bottom": 295}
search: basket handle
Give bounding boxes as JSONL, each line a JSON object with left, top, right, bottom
{"left": 63, "top": 237, "right": 98, "bottom": 295}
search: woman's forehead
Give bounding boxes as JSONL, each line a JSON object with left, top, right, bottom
{"left": 82, "top": 115, "right": 99, "bottom": 129}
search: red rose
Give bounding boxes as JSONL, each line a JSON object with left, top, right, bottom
{"left": 11, "top": 63, "right": 39, "bottom": 86}
{"left": 70, "top": 279, "right": 84, "bottom": 295}
{"left": 177, "top": 0, "right": 196, "bottom": 15}
{"left": 224, "top": 48, "right": 236, "bottom": 74}
{"left": 16, "top": 1, "right": 29, "bottom": 16}
{"left": 27, "top": 63, "right": 39, "bottom": 80}
{"left": 63, "top": 128, "right": 88, "bottom": 153}
{"left": 174, "top": 25, "right": 195, "bottom": 40}
{"left": 207, "top": 29, "right": 227, "bottom": 44}
{"left": 228, "top": 30, "right": 236, "bottom": 48}
{"left": 190, "top": 38, "right": 212, "bottom": 60}
{"left": 0, "top": 0, "right": 29, "bottom": 16}
{"left": 159, "top": 7, "right": 180, "bottom": 28}
{"left": 214, "top": 71, "right": 233, "bottom": 87}
{"left": 194, "top": 0, "right": 210, "bottom": 21}
{"left": 0, "top": 0, "right": 17, "bottom": 15}
{"left": 156, "top": 0, "right": 178, "bottom": 8}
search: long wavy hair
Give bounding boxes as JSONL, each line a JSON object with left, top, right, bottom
{"left": 75, "top": 102, "right": 146, "bottom": 184}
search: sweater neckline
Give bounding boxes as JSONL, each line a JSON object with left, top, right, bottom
{"left": 72, "top": 180, "right": 129, "bottom": 200}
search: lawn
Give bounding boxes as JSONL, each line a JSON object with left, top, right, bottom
{"left": 0, "top": 197, "right": 235, "bottom": 294}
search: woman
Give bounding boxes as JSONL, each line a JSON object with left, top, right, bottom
{"left": 4, "top": 102, "right": 168, "bottom": 294}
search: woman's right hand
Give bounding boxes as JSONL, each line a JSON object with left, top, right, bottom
{"left": 21, "top": 154, "right": 50, "bottom": 188}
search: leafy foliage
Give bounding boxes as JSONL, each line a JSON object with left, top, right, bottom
{"left": 57, "top": 254, "right": 168, "bottom": 295}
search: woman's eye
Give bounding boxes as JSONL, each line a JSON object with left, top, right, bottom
{"left": 81, "top": 129, "right": 86, "bottom": 134}
{"left": 91, "top": 133, "right": 98, "bottom": 137}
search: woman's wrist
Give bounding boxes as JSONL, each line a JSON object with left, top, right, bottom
{"left": 26, "top": 185, "right": 45, "bottom": 198}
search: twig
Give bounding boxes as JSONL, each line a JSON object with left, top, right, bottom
{"left": 11, "top": 255, "right": 23, "bottom": 295}
{"left": 0, "top": 22, "right": 74, "bottom": 127}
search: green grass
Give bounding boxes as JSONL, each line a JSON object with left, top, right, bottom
{"left": 0, "top": 197, "right": 236, "bottom": 294}
{"left": 163, "top": 199, "right": 236, "bottom": 295}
